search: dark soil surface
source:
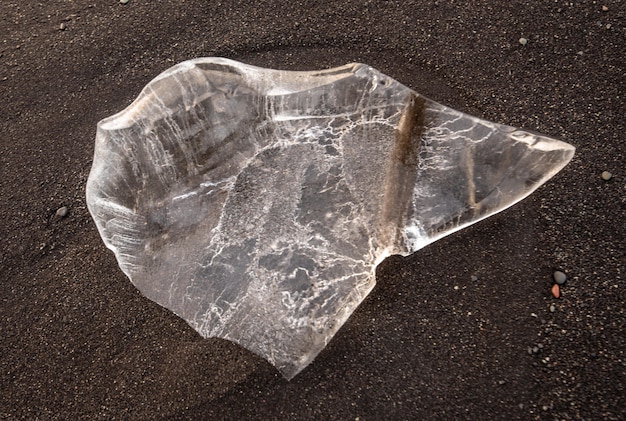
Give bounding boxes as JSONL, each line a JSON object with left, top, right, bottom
{"left": 1, "top": 1, "right": 624, "bottom": 419}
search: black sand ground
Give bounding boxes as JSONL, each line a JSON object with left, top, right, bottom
{"left": 1, "top": 1, "right": 624, "bottom": 419}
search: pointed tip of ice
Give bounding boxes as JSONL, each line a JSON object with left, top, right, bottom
{"left": 511, "top": 130, "right": 576, "bottom": 156}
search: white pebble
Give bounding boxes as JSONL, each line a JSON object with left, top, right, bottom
{"left": 519, "top": 37, "right": 528, "bottom": 46}
{"left": 601, "top": 171, "right": 612, "bottom": 180}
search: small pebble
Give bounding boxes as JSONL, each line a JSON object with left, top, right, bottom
{"left": 601, "top": 171, "right": 612, "bottom": 180}
{"left": 602, "top": 5, "right": 609, "bottom": 11}
{"left": 471, "top": 275, "right": 478, "bottom": 282}
{"left": 550, "top": 304, "right": 556, "bottom": 312}
{"left": 59, "top": 22, "right": 66, "bottom": 31}
{"left": 551, "top": 284, "right": 560, "bottom": 299}
{"left": 518, "top": 37, "right": 528, "bottom": 46}
{"left": 553, "top": 270, "right": 567, "bottom": 285}
{"left": 120, "top": 0, "right": 129, "bottom": 4}
{"left": 56, "top": 206, "right": 68, "bottom": 218}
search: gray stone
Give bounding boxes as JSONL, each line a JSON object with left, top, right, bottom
{"left": 55, "top": 206, "right": 68, "bottom": 218}
{"left": 554, "top": 270, "right": 567, "bottom": 284}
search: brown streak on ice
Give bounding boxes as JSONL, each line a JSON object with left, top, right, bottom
{"left": 380, "top": 93, "right": 424, "bottom": 251}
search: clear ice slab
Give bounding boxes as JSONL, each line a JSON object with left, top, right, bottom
{"left": 86, "top": 58, "right": 574, "bottom": 379}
